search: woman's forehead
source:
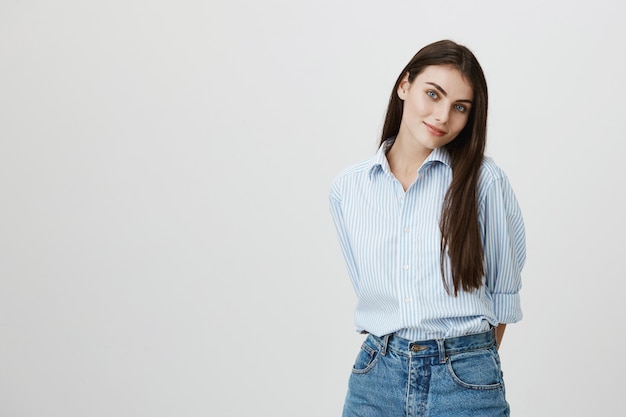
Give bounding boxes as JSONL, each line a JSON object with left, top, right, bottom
{"left": 414, "top": 65, "right": 473, "bottom": 97}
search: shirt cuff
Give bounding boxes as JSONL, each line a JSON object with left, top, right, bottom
{"left": 493, "top": 293, "right": 523, "bottom": 324}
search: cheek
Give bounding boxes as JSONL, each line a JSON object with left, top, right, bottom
{"left": 407, "top": 95, "right": 431, "bottom": 117}
{"left": 451, "top": 115, "right": 469, "bottom": 134}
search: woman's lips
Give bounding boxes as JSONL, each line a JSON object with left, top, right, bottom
{"left": 424, "top": 122, "right": 447, "bottom": 137}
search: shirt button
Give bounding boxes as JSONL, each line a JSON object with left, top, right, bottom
{"left": 402, "top": 264, "right": 409, "bottom": 270}
{"left": 405, "top": 297, "right": 412, "bottom": 304}
{"left": 403, "top": 227, "right": 410, "bottom": 233}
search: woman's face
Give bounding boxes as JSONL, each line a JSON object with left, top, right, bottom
{"left": 396, "top": 65, "right": 473, "bottom": 152}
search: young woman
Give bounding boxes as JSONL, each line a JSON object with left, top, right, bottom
{"left": 329, "top": 40, "right": 525, "bottom": 416}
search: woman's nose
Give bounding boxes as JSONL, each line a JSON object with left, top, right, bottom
{"left": 434, "top": 105, "right": 450, "bottom": 123}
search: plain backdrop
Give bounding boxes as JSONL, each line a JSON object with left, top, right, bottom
{"left": 1, "top": 1, "right": 624, "bottom": 416}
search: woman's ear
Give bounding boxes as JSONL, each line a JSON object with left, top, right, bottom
{"left": 397, "top": 73, "right": 410, "bottom": 100}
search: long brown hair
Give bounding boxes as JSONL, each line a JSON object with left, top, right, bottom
{"left": 381, "top": 39, "right": 488, "bottom": 295}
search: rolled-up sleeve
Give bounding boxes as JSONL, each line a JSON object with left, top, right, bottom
{"left": 481, "top": 176, "right": 526, "bottom": 324}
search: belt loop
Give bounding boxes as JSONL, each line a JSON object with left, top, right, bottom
{"left": 436, "top": 338, "right": 446, "bottom": 364}
{"left": 381, "top": 334, "right": 390, "bottom": 356}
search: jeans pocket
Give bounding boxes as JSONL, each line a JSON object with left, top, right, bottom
{"left": 351, "top": 338, "right": 381, "bottom": 375}
{"left": 445, "top": 346, "right": 503, "bottom": 390}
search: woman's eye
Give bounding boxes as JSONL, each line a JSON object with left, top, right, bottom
{"left": 454, "top": 104, "right": 467, "bottom": 112}
{"left": 427, "top": 90, "right": 438, "bottom": 99}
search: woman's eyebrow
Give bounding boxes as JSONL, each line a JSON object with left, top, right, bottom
{"left": 425, "top": 82, "right": 473, "bottom": 104}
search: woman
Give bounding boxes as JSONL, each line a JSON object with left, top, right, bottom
{"left": 329, "top": 39, "right": 525, "bottom": 416}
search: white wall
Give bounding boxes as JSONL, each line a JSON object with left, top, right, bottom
{"left": 1, "top": 1, "right": 624, "bottom": 416}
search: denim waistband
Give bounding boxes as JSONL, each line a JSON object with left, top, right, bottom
{"left": 368, "top": 329, "right": 496, "bottom": 364}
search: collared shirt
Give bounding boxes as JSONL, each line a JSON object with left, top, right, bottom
{"left": 329, "top": 140, "right": 526, "bottom": 340}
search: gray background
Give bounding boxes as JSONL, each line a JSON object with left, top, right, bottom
{"left": 1, "top": 0, "right": 624, "bottom": 416}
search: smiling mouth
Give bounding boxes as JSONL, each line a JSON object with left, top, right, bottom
{"left": 423, "top": 122, "right": 447, "bottom": 136}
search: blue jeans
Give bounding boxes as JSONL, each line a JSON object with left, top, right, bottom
{"left": 342, "top": 329, "right": 509, "bottom": 417}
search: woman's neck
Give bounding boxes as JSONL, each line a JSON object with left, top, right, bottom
{"left": 386, "top": 135, "right": 432, "bottom": 178}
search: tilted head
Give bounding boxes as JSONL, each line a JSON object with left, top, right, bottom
{"left": 382, "top": 39, "right": 488, "bottom": 158}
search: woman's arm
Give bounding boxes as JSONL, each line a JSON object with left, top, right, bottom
{"left": 481, "top": 173, "right": 525, "bottom": 346}
{"left": 495, "top": 324, "right": 506, "bottom": 349}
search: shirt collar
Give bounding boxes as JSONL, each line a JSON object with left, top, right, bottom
{"left": 368, "top": 137, "right": 452, "bottom": 180}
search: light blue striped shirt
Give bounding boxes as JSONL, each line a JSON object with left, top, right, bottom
{"left": 329, "top": 140, "right": 525, "bottom": 340}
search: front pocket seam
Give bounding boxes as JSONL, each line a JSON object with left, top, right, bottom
{"left": 351, "top": 343, "right": 380, "bottom": 375}
{"left": 445, "top": 355, "right": 502, "bottom": 390}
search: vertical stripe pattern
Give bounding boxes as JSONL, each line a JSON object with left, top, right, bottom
{"left": 329, "top": 141, "right": 526, "bottom": 340}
